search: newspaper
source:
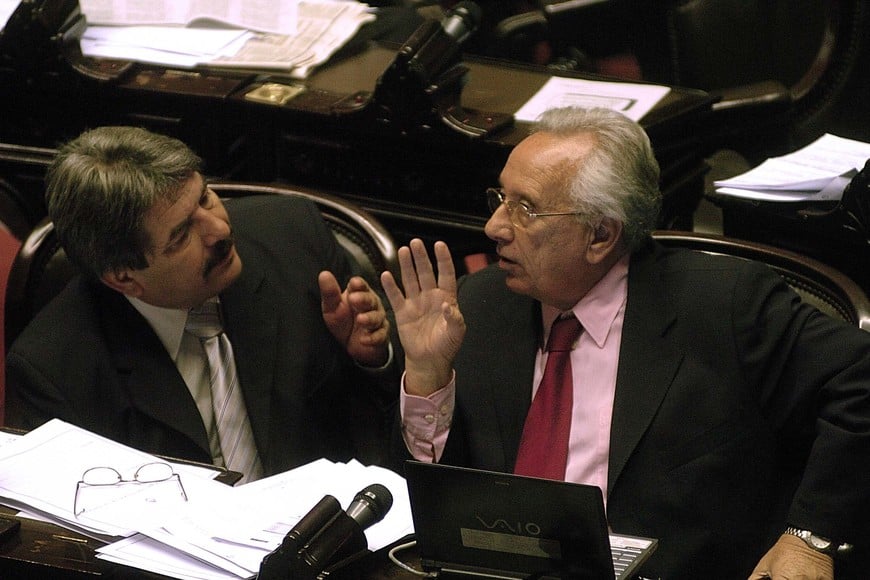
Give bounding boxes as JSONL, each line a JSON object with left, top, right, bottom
{"left": 80, "top": 0, "right": 301, "bottom": 35}
{"left": 78, "top": 0, "right": 375, "bottom": 78}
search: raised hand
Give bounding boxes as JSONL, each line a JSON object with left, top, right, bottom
{"left": 380, "top": 239, "right": 466, "bottom": 396}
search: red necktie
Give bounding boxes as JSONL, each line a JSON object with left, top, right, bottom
{"left": 514, "top": 315, "right": 582, "bottom": 480}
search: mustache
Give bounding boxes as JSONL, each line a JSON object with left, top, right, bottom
{"left": 203, "top": 234, "right": 235, "bottom": 278}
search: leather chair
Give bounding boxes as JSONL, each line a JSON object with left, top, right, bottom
{"left": 652, "top": 230, "right": 870, "bottom": 330}
{"left": 4, "top": 183, "right": 400, "bottom": 351}
{"left": 659, "top": 0, "right": 866, "bottom": 160}
{"left": 209, "top": 182, "right": 399, "bottom": 283}
{"left": 488, "top": 0, "right": 866, "bottom": 160}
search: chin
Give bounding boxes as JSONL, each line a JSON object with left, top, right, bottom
{"left": 222, "top": 257, "right": 243, "bottom": 286}
{"left": 503, "top": 276, "right": 532, "bottom": 297}
{"left": 211, "top": 253, "right": 242, "bottom": 292}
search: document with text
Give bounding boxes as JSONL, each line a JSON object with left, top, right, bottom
{"left": 714, "top": 133, "right": 870, "bottom": 202}
{"left": 514, "top": 76, "right": 671, "bottom": 123}
{"left": 80, "top": 0, "right": 300, "bottom": 35}
{"left": 0, "top": 420, "right": 413, "bottom": 580}
{"left": 79, "top": 0, "right": 375, "bottom": 78}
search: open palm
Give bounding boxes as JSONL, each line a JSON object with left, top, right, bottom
{"left": 381, "top": 239, "right": 466, "bottom": 395}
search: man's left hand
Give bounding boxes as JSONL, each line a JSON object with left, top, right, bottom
{"left": 748, "top": 533, "right": 834, "bottom": 580}
{"left": 319, "top": 272, "right": 390, "bottom": 367}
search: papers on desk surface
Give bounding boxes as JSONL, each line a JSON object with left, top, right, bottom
{"left": 80, "top": 0, "right": 300, "bottom": 36}
{"left": 713, "top": 133, "right": 870, "bottom": 202}
{"left": 0, "top": 420, "right": 414, "bottom": 580}
{"left": 514, "top": 76, "right": 671, "bottom": 123}
{"left": 0, "top": 419, "right": 223, "bottom": 539}
{"left": 0, "top": 0, "right": 18, "bottom": 31}
{"left": 78, "top": 0, "right": 375, "bottom": 79}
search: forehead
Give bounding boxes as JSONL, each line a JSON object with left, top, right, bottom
{"left": 501, "top": 131, "right": 595, "bottom": 201}
{"left": 144, "top": 173, "right": 203, "bottom": 236}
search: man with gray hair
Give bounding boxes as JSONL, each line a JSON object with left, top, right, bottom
{"left": 7, "top": 126, "right": 396, "bottom": 483}
{"left": 382, "top": 107, "right": 870, "bottom": 578}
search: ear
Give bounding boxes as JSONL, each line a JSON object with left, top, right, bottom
{"left": 585, "top": 218, "right": 624, "bottom": 264}
{"left": 101, "top": 269, "right": 144, "bottom": 298}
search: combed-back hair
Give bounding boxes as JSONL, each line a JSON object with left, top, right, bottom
{"left": 535, "top": 107, "right": 662, "bottom": 251}
{"left": 45, "top": 126, "right": 202, "bottom": 277}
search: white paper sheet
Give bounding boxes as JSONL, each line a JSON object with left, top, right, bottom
{"left": 78, "top": 1, "right": 375, "bottom": 78}
{"left": 0, "top": 0, "right": 19, "bottom": 30}
{"left": 1, "top": 420, "right": 414, "bottom": 580}
{"left": 514, "top": 76, "right": 671, "bottom": 123}
{"left": 713, "top": 133, "right": 870, "bottom": 202}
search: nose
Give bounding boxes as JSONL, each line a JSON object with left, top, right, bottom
{"left": 484, "top": 204, "right": 513, "bottom": 242}
{"left": 195, "top": 205, "right": 231, "bottom": 245}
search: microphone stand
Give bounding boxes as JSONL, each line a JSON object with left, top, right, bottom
{"left": 258, "top": 504, "right": 369, "bottom": 580}
{"left": 360, "top": 14, "right": 514, "bottom": 139}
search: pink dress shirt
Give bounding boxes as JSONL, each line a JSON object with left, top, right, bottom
{"left": 401, "top": 255, "right": 629, "bottom": 502}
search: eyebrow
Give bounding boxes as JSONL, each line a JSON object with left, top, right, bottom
{"left": 164, "top": 178, "right": 208, "bottom": 247}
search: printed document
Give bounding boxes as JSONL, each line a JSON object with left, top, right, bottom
{"left": 714, "top": 133, "right": 870, "bottom": 202}
{"left": 79, "top": 0, "right": 300, "bottom": 35}
{"left": 0, "top": 420, "right": 413, "bottom": 580}
{"left": 78, "top": 1, "right": 375, "bottom": 78}
{"left": 514, "top": 76, "right": 671, "bottom": 123}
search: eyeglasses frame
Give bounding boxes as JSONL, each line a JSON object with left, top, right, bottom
{"left": 73, "top": 461, "right": 188, "bottom": 517}
{"left": 486, "top": 187, "right": 586, "bottom": 227}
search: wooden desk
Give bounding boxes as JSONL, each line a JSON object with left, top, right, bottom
{"left": 0, "top": 20, "right": 715, "bottom": 265}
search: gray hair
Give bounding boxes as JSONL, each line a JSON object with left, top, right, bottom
{"left": 535, "top": 107, "right": 661, "bottom": 251}
{"left": 45, "top": 126, "right": 202, "bottom": 277}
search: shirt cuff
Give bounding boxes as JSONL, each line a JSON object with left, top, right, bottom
{"left": 399, "top": 370, "right": 455, "bottom": 462}
{"left": 354, "top": 341, "right": 394, "bottom": 373}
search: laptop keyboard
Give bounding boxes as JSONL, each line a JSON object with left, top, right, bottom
{"left": 611, "top": 545, "right": 644, "bottom": 578}
{"left": 609, "top": 534, "right": 652, "bottom": 579}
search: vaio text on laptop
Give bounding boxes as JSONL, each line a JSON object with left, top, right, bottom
{"left": 405, "top": 461, "right": 657, "bottom": 579}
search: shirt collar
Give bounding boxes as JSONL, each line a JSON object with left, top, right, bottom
{"left": 542, "top": 253, "right": 630, "bottom": 348}
{"left": 126, "top": 296, "right": 191, "bottom": 361}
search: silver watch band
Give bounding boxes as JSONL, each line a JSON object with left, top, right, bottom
{"left": 784, "top": 526, "right": 853, "bottom": 557}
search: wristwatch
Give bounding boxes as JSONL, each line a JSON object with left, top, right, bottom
{"left": 784, "top": 526, "right": 853, "bottom": 557}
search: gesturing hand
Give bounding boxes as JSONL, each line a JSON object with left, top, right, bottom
{"left": 380, "top": 239, "right": 466, "bottom": 396}
{"left": 319, "top": 272, "right": 390, "bottom": 368}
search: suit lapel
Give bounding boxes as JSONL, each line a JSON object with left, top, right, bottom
{"left": 495, "top": 299, "right": 541, "bottom": 468}
{"left": 99, "top": 287, "right": 211, "bottom": 455}
{"left": 219, "top": 246, "right": 278, "bottom": 464}
{"left": 608, "top": 245, "right": 683, "bottom": 494}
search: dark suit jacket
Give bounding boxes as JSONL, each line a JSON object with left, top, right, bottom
{"left": 396, "top": 239, "right": 870, "bottom": 579}
{"left": 6, "top": 195, "right": 397, "bottom": 475}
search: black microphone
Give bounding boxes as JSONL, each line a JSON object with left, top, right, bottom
{"left": 406, "top": 1, "right": 482, "bottom": 85}
{"left": 298, "top": 484, "right": 394, "bottom": 572}
{"left": 257, "top": 494, "right": 343, "bottom": 580}
{"left": 345, "top": 483, "right": 394, "bottom": 529}
{"left": 283, "top": 494, "right": 343, "bottom": 552}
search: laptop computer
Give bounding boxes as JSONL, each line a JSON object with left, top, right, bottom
{"left": 405, "top": 461, "right": 658, "bottom": 579}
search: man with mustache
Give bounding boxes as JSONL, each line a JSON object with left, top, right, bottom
{"left": 6, "top": 126, "right": 396, "bottom": 482}
{"left": 381, "top": 107, "right": 870, "bottom": 579}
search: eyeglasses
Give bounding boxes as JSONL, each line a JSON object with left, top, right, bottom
{"left": 486, "top": 188, "right": 585, "bottom": 228}
{"left": 73, "top": 462, "right": 188, "bottom": 517}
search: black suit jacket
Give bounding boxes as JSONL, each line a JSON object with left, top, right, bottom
{"left": 396, "top": 239, "right": 870, "bottom": 579}
{"left": 7, "top": 195, "right": 397, "bottom": 475}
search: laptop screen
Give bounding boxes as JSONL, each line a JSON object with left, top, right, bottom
{"left": 405, "top": 461, "right": 656, "bottom": 580}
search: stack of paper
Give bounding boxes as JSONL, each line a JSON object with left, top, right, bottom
{"left": 713, "top": 134, "right": 870, "bottom": 202}
{"left": 0, "top": 0, "right": 19, "bottom": 30}
{"left": 0, "top": 420, "right": 414, "bottom": 580}
{"left": 78, "top": 0, "right": 376, "bottom": 79}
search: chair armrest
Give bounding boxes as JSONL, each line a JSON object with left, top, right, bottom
{"left": 711, "top": 79, "right": 791, "bottom": 112}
